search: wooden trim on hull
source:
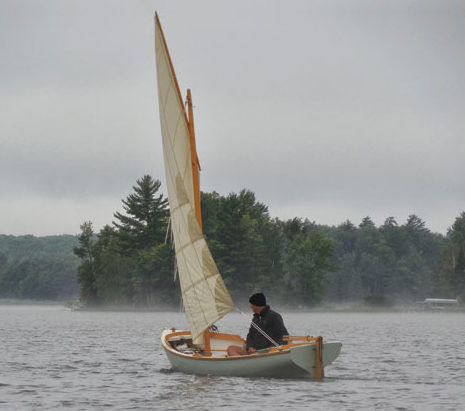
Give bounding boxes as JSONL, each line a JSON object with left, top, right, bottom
{"left": 161, "top": 329, "right": 342, "bottom": 379}
{"left": 164, "top": 346, "right": 311, "bottom": 378}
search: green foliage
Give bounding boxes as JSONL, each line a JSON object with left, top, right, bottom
{"left": 71, "top": 175, "right": 451, "bottom": 307}
{"left": 113, "top": 175, "right": 169, "bottom": 252}
{"left": 0, "top": 235, "right": 79, "bottom": 300}
{"left": 73, "top": 221, "right": 98, "bottom": 305}
{"left": 3, "top": 179, "right": 454, "bottom": 307}
{"left": 200, "top": 193, "right": 334, "bottom": 303}
{"left": 201, "top": 190, "right": 284, "bottom": 299}
{"left": 92, "top": 226, "right": 134, "bottom": 305}
{"left": 438, "top": 212, "right": 465, "bottom": 299}
{"left": 324, "top": 215, "right": 446, "bottom": 303}
{"left": 132, "top": 243, "right": 177, "bottom": 306}
{"left": 74, "top": 176, "right": 174, "bottom": 308}
{"left": 285, "top": 231, "right": 335, "bottom": 305}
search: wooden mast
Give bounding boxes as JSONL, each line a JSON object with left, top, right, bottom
{"left": 186, "top": 89, "right": 211, "bottom": 356}
{"left": 186, "top": 89, "right": 202, "bottom": 231}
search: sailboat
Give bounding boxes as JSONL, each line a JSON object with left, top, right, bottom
{"left": 154, "top": 13, "right": 341, "bottom": 379}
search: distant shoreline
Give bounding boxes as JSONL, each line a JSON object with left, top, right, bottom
{"left": 0, "top": 298, "right": 71, "bottom": 306}
{"left": 1, "top": 299, "right": 463, "bottom": 313}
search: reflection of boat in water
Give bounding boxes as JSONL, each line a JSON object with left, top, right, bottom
{"left": 422, "top": 298, "right": 459, "bottom": 310}
{"left": 154, "top": 13, "right": 341, "bottom": 378}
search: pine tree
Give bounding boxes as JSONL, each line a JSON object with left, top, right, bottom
{"left": 73, "top": 221, "right": 98, "bottom": 305}
{"left": 285, "top": 231, "right": 335, "bottom": 305}
{"left": 440, "top": 212, "right": 465, "bottom": 298}
{"left": 113, "top": 175, "right": 169, "bottom": 252}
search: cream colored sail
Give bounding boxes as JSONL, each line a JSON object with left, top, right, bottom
{"left": 154, "top": 15, "right": 234, "bottom": 344}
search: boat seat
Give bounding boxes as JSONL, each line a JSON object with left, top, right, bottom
{"left": 169, "top": 337, "right": 194, "bottom": 350}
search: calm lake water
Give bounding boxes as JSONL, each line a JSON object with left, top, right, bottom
{"left": 1, "top": 305, "right": 464, "bottom": 410}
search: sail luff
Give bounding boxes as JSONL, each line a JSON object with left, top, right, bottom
{"left": 154, "top": 14, "right": 234, "bottom": 344}
{"left": 154, "top": 13, "right": 190, "bottom": 128}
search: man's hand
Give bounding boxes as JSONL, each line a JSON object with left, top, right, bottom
{"left": 248, "top": 347, "right": 256, "bottom": 354}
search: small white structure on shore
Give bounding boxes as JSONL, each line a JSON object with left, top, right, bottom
{"left": 423, "top": 298, "right": 459, "bottom": 310}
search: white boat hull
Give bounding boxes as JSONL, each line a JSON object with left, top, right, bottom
{"left": 161, "top": 329, "right": 341, "bottom": 379}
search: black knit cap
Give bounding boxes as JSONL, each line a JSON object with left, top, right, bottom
{"left": 249, "top": 292, "right": 266, "bottom": 306}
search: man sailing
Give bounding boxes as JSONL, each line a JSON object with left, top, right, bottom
{"left": 227, "top": 293, "right": 288, "bottom": 356}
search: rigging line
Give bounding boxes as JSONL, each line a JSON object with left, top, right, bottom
{"left": 170, "top": 221, "right": 174, "bottom": 245}
{"left": 234, "top": 306, "right": 281, "bottom": 350}
{"left": 164, "top": 216, "right": 171, "bottom": 244}
{"left": 165, "top": 217, "right": 178, "bottom": 282}
{"left": 173, "top": 256, "right": 178, "bottom": 282}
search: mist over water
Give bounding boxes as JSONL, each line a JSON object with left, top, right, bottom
{"left": 1, "top": 305, "right": 464, "bottom": 410}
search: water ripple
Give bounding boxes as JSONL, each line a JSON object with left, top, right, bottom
{"left": 1, "top": 306, "right": 465, "bottom": 410}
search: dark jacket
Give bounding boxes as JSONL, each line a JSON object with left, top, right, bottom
{"left": 246, "top": 305, "right": 288, "bottom": 350}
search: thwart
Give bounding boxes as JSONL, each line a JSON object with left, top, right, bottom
{"left": 154, "top": 13, "right": 341, "bottom": 378}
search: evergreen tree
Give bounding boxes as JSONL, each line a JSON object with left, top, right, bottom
{"left": 113, "top": 175, "right": 169, "bottom": 252}
{"left": 359, "top": 216, "right": 375, "bottom": 228}
{"left": 439, "top": 212, "right": 465, "bottom": 298}
{"left": 201, "top": 190, "right": 283, "bottom": 299}
{"left": 285, "top": 231, "right": 335, "bottom": 305}
{"left": 91, "top": 225, "right": 135, "bottom": 305}
{"left": 71, "top": 174, "right": 449, "bottom": 307}
{"left": 73, "top": 221, "right": 98, "bottom": 305}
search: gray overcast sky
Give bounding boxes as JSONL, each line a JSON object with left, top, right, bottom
{"left": 1, "top": 0, "right": 464, "bottom": 236}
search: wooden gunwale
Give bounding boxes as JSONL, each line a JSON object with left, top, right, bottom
{"left": 163, "top": 343, "right": 290, "bottom": 361}
{"left": 284, "top": 335, "right": 318, "bottom": 342}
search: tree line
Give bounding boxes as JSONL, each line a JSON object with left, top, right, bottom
{"left": 0, "top": 235, "right": 79, "bottom": 300}
{"left": 1, "top": 175, "right": 463, "bottom": 305}
{"left": 72, "top": 175, "right": 465, "bottom": 308}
